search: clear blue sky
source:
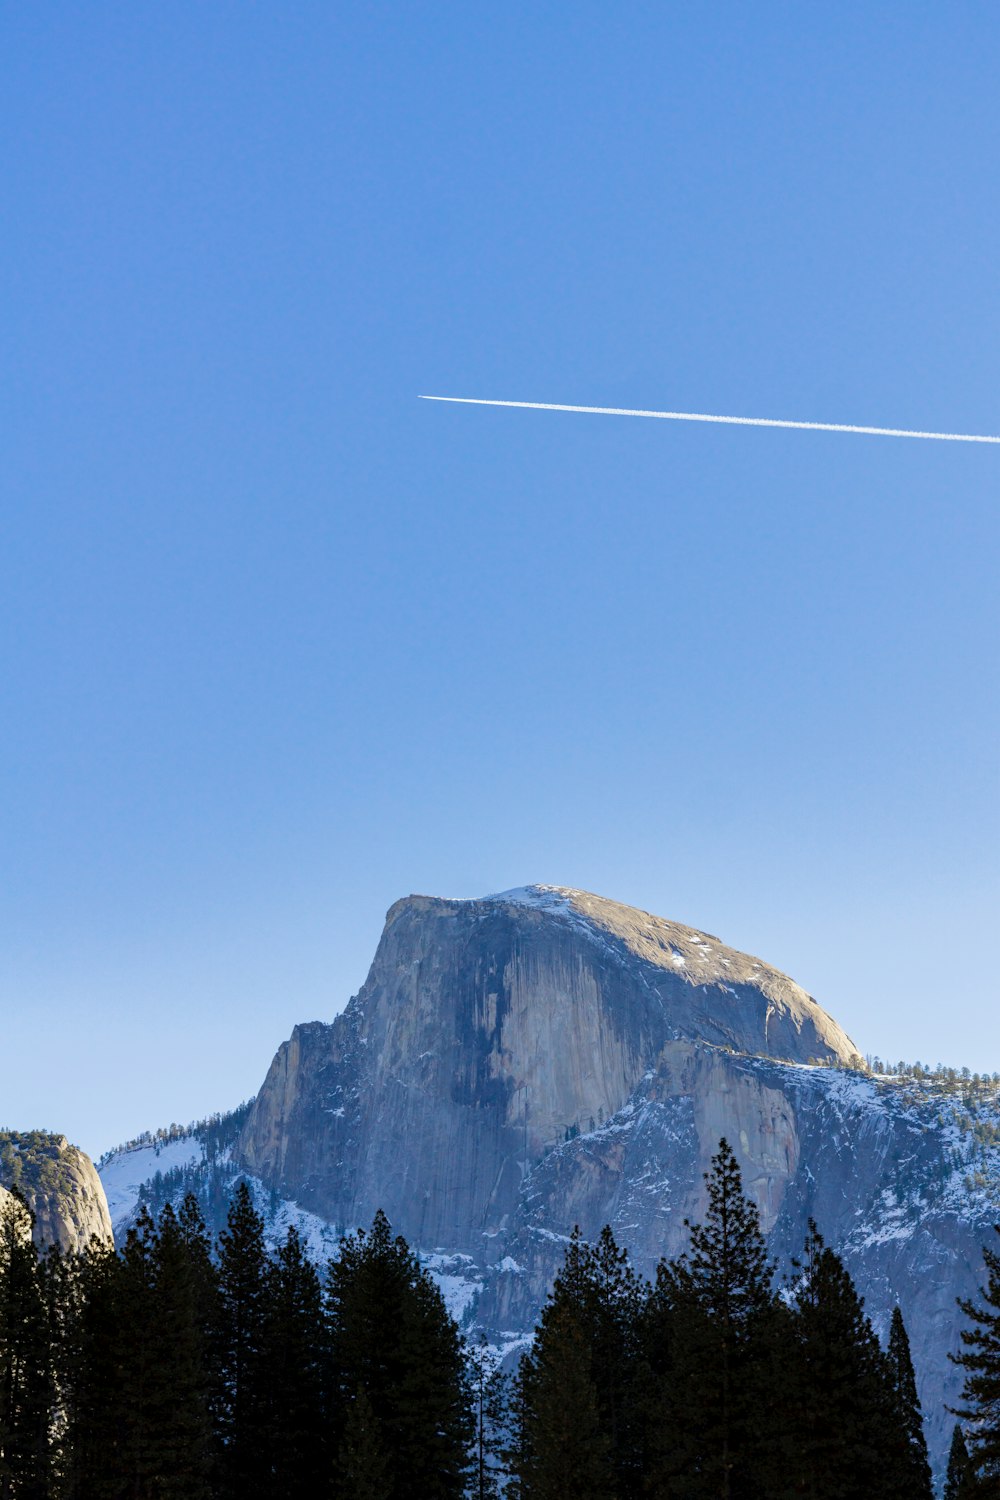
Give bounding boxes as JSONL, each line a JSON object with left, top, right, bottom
{"left": 3, "top": 5, "right": 998, "bottom": 1159}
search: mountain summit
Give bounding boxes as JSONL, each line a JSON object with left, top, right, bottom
{"left": 236, "top": 886, "right": 860, "bottom": 1251}
{"left": 101, "top": 887, "right": 1000, "bottom": 1477}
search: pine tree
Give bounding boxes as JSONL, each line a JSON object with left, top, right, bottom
{"left": 114, "top": 1205, "right": 160, "bottom": 1500}
{"left": 65, "top": 1198, "right": 219, "bottom": 1500}
{"left": 469, "top": 1337, "right": 517, "bottom": 1500}
{"left": 518, "top": 1224, "right": 643, "bottom": 1498}
{"left": 0, "top": 1190, "right": 52, "bottom": 1500}
{"left": 338, "top": 1386, "right": 391, "bottom": 1500}
{"left": 38, "top": 1240, "right": 82, "bottom": 1499}
{"left": 886, "top": 1305, "right": 932, "bottom": 1499}
{"left": 517, "top": 1295, "right": 613, "bottom": 1500}
{"left": 588, "top": 1225, "right": 645, "bottom": 1496}
{"left": 176, "top": 1193, "right": 224, "bottom": 1488}
{"left": 217, "top": 1181, "right": 269, "bottom": 1500}
{"left": 259, "top": 1226, "right": 326, "bottom": 1498}
{"left": 146, "top": 1201, "right": 213, "bottom": 1499}
{"left": 643, "top": 1139, "right": 778, "bottom": 1499}
{"left": 944, "top": 1424, "right": 976, "bottom": 1500}
{"left": 328, "top": 1209, "right": 472, "bottom": 1500}
{"left": 784, "top": 1224, "right": 899, "bottom": 1500}
{"left": 952, "top": 1224, "right": 1000, "bottom": 1487}
{"left": 65, "top": 1234, "right": 125, "bottom": 1500}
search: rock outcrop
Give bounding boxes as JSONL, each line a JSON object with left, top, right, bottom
{"left": 237, "top": 887, "right": 860, "bottom": 1249}
{"left": 209, "top": 884, "right": 997, "bottom": 1477}
{"left": 0, "top": 1130, "right": 112, "bottom": 1251}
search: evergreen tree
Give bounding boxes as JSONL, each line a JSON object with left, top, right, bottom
{"left": 112, "top": 1205, "right": 160, "bottom": 1500}
{"left": 783, "top": 1223, "right": 899, "bottom": 1500}
{"left": 588, "top": 1225, "right": 645, "bottom": 1495}
{"left": 259, "top": 1226, "right": 326, "bottom": 1498}
{"left": 65, "top": 1235, "right": 124, "bottom": 1500}
{"left": 338, "top": 1386, "right": 390, "bottom": 1500}
{"left": 176, "top": 1193, "right": 224, "bottom": 1488}
{"left": 952, "top": 1224, "right": 1000, "bottom": 1488}
{"left": 885, "top": 1305, "right": 932, "bottom": 1499}
{"left": 469, "top": 1337, "right": 515, "bottom": 1500}
{"left": 328, "top": 1209, "right": 472, "bottom": 1500}
{"left": 59, "top": 1199, "right": 215, "bottom": 1500}
{"left": 217, "top": 1182, "right": 269, "bottom": 1500}
{"left": 38, "top": 1240, "right": 82, "bottom": 1500}
{"left": 0, "top": 1190, "right": 52, "bottom": 1500}
{"left": 944, "top": 1424, "right": 976, "bottom": 1500}
{"left": 518, "top": 1293, "right": 612, "bottom": 1500}
{"left": 518, "top": 1225, "right": 642, "bottom": 1498}
{"left": 643, "top": 1139, "right": 778, "bottom": 1499}
{"left": 145, "top": 1202, "right": 213, "bottom": 1499}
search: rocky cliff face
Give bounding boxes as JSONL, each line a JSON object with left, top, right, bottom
{"left": 222, "top": 884, "right": 996, "bottom": 1477}
{"left": 237, "top": 887, "right": 859, "bottom": 1249}
{"left": 0, "top": 1130, "right": 112, "bottom": 1251}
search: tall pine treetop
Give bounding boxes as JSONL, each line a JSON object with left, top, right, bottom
{"left": 886, "top": 1304, "right": 932, "bottom": 1499}
{"left": 674, "top": 1137, "right": 774, "bottom": 1328}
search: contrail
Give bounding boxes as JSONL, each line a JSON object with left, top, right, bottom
{"left": 418, "top": 394, "right": 1000, "bottom": 445}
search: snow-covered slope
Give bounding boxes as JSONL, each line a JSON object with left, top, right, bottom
{"left": 97, "top": 1130, "right": 482, "bottom": 1326}
{"left": 99, "top": 1136, "right": 205, "bottom": 1230}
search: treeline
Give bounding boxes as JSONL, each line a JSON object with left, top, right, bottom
{"left": 94, "top": 1100, "right": 255, "bottom": 1169}
{"left": 863, "top": 1057, "right": 1000, "bottom": 1094}
{"left": 2, "top": 1141, "right": 999, "bottom": 1498}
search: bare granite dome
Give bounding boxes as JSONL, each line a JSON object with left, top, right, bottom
{"left": 0, "top": 1132, "right": 112, "bottom": 1252}
{"left": 460, "top": 885, "right": 861, "bottom": 1067}
{"left": 209, "top": 884, "right": 989, "bottom": 1478}
{"left": 238, "top": 884, "right": 860, "bottom": 1257}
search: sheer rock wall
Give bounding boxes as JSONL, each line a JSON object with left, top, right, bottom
{"left": 234, "top": 885, "right": 982, "bottom": 1475}
{"left": 237, "top": 888, "right": 856, "bottom": 1249}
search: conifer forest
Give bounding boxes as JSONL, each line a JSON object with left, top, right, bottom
{"left": 2, "top": 1141, "right": 999, "bottom": 1498}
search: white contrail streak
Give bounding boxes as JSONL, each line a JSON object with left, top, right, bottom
{"left": 418, "top": 394, "right": 1000, "bottom": 445}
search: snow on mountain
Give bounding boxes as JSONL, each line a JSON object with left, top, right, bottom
{"left": 96, "top": 885, "right": 1000, "bottom": 1478}
{"left": 99, "top": 1137, "right": 205, "bottom": 1233}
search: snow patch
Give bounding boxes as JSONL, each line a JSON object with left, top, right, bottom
{"left": 419, "top": 1250, "right": 482, "bottom": 1323}
{"left": 99, "top": 1137, "right": 205, "bottom": 1232}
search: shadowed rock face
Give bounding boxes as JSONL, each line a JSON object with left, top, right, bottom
{"left": 0, "top": 1132, "right": 112, "bottom": 1251}
{"left": 234, "top": 886, "right": 989, "bottom": 1476}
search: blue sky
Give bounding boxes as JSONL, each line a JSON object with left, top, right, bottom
{"left": 3, "top": 5, "right": 998, "bottom": 1158}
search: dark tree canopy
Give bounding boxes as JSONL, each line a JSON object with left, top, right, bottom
{"left": 944, "top": 1424, "right": 976, "bottom": 1500}
{"left": 259, "top": 1226, "right": 326, "bottom": 1498}
{"left": 783, "top": 1223, "right": 901, "bottom": 1500}
{"left": 517, "top": 1226, "right": 642, "bottom": 1499}
{"left": 0, "top": 1190, "right": 51, "bottom": 1500}
{"left": 328, "top": 1209, "right": 472, "bottom": 1500}
{"left": 0, "top": 1144, "right": 951, "bottom": 1499}
{"left": 643, "top": 1138, "right": 779, "bottom": 1499}
{"left": 217, "top": 1181, "right": 268, "bottom": 1499}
